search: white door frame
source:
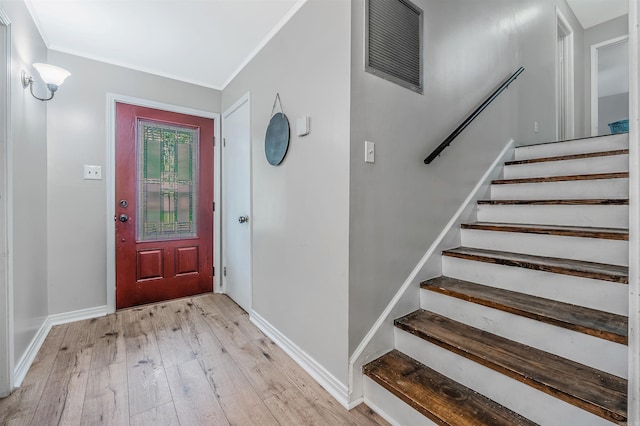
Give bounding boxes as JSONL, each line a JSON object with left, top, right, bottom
{"left": 105, "top": 94, "right": 221, "bottom": 312}
{"left": 0, "top": 7, "right": 13, "bottom": 397}
{"left": 590, "top": 35, "right": 629, "bottom": 136}
{"left": 627, "top": 0, "right": 639, "bottom": 423}
{"left": 556, "top": 7, "right": 575, "bottom": 140}
{"left": 221, "top": 92, "right": 253, "bottom": 310}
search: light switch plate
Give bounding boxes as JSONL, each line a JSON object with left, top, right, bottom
{"left": 297, "top": 116, "right": 310, "bottom": 137}
{"left": 83, "top": 165, "right": 102, "bottom": 180}
{"left": 365, "top": 141, "right": 375, "bottom": 163}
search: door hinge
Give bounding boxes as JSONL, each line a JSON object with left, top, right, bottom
{"left": 212, "top": 266, "right": 215, "bottom": 276}
{"left": 213, "top": 136, "right": 216, "bottom": 146}
{"left": 223, "top": 138, "right": 226, "bottom": 147}
{"left": 223, "top": 267, "right": 227, "bottom": 277}
{"left": 212, "top": 202, "right": 215, "bottom": 212}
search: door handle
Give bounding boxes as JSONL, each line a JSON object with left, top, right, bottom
{"left": 238, "top": 216, "right": 249, "bottom": 224}
{"left": 119, "top": 214, "right": 129, "bottom": 223}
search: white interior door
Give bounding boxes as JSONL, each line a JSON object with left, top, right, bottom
{"left": 222, "top": 94, "right": 252, "bottom": 313}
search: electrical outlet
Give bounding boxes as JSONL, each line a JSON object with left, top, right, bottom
{"left": 534, "top": 122, "right": 540, "bottom": 133}
{"left": 83, "top": 165, "right": 102, "bottom": 180}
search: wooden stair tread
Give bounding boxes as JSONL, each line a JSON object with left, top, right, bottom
{"left": 505, "top": 149, "right": 629, "bottom": 166}
{"left": 421, "top": 276, "right": 628, "bottom": 344}
{"left": 442, "top": 247, "right": 628, "bottom": 284}
{"left": 492, "top": 172, "right": 628, "bottom": 185}
{"left": 478, "top": 198, "right": 628, "bottom": 205}
{"left": 461, "top": 222, "right": 628, "bottom": 240}
{"left": 395, "top": 311, "right": 628, "bottom": 424}
{"left": 363, "top": 350, "right": 538, "bottom": 426}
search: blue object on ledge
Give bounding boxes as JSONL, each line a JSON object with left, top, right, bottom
{"left": 608, "top": 119, "right": 629, "bottom": 134}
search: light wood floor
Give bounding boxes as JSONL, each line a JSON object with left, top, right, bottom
{"left": 0, "top": 294, "right": 389, "bottom": 426}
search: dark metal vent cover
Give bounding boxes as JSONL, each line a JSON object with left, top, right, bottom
{"left": 365, "top": 0, "right": 423, "bottom": 94}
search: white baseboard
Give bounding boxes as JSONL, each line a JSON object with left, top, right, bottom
{"left": 13, "top": 305, "right": 110, "bottom": 387}
{"left": 13, "top": 317, "right": 51, "bottom": 387}
{"left": 250, "top": 310, "right": 351, "bottom": 409}
{"left": 47, "top": 305, "right": 111, "bottom": 326}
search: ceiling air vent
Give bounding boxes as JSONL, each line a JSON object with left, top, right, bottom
{"left": 365, "top": 0, "right": 423, "bottom": 94}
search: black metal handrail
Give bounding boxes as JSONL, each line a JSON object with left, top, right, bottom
{"left": 424, "top": 67, "right": 525, "bottom": 164}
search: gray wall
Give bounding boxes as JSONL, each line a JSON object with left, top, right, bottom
{"left": 599, "top": 92, "right": 630, "bottom": 135}
{"left": 348, "top": 0, "right": 583, "bottom": 355}
{"left": 0, "top": 0, "right": 49, "bottom": 365}
{"left": 584, "top": 14, "right": 629, "bottom": 135}
{"left": 46, "top": 51, "right": 221, "bottom": 315}
{"left": 221, "top": 0, "right": 352, "bottom": 384}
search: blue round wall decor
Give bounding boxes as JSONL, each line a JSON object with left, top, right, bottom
{"left": 265, "top": 112, "right": 290, "bottom": 166}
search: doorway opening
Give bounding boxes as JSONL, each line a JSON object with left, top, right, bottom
{"left": 557, "top": 8, "right": 575, "bottom": 141}
{"left": 590, "top": 36, "right": 629, "bottom": 136}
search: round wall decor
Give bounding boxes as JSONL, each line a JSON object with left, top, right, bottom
{"left": 265, "top": 94, "right": 290, "bottom": 166}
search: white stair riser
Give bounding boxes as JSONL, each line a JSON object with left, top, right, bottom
{"left": 420, "top": 290, "right": 627, "bottom": 378}
{"left": 363, "top": 377, "right": 438, "bottom": 426}
{"left": 442, "top": 256, "right": 628, "bottom": 315}
{"left": 395, "top": 330, "right": 615, "bottom": 426}
{"left": 490, "top": 178, "right": 628, "bottom": 200}
{"left": 477, "top": 204, "right": 629, "bottom": 228}
{"left": 461, "top": 229, "right": 628, "bottom": 266}
{"left": 503, "top": 154, "right": 629, "bottom": 179}
{"left": 515, "top": 135, "right": 628, "bottom": 161}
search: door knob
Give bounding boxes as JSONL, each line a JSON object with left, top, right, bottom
{"left": 238, "top": 216, "right": 249, "bottom": 224}
{"left": 119, "top": 214, "right": 129, "bottom": 223}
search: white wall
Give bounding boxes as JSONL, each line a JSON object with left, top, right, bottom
{"left": 45, "top": 51, "right": 221, "bottom": 315}
{"left": 0, "top": 0, "right": 48, "bottom": 370}
{"left": 348, "top": 0, "right": 584, "bottom": 355}
{"left": 221, "top": 0, "right": 351, "bottom": 385}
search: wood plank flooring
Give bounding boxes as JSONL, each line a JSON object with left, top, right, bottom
{"left": 0, "top": 294, "right": 388, "bottom": 426}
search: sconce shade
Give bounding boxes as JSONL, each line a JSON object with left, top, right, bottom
{"left": 33, "top": 63, "right": 70, "bottom": 88}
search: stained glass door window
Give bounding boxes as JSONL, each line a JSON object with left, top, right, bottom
{"left": 137, "top": 120, "right": 199, "bottom": 241}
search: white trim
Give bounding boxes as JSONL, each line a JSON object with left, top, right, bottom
{"left": 590, "top": 35, "right": 629, "bottom": 136}
{"left": 0, "top": 8, "right": 12, "bottom": 397}
{"left": 13, "top": 305, "right": 109, "bottom": 387}
{"left": 250, "top": 310, "right": 351, "bottom": 409}
{"left": 348, "top": 140, "right": 515, "bottom": 404}
{"left": 13, "top": 318, "right": 49, "bottom": 387}
{"left": 221, "top": 0, "right": 307, "bottom": 89}
{"left": 105, "top": 94, "right": 221, "bottom": 312}
{"left": 556, "top": 7, "right": 575, "bottom": 140}
{"left": 47, "top": 305, "right": 109, "bottom": 326}
{"left": 222, "top": 92, "right": 250, "bottom": 119}
{"left": 627, "top": 0, "right": 639, "bottom": 423}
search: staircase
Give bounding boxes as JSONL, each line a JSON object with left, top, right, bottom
{"left": 363, "top": 134, "right": 630, "bottom": 425}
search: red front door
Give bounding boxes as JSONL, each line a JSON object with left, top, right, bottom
{"left": 115, "top": 103, "right": 214, "bottom": 309}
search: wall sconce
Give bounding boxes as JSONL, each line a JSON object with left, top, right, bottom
{"left": 21, "top": 63, "right": 70, "bottom": 101}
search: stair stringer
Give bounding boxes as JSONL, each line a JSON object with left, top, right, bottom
{"left": 348, "top": 139, "right": 515, "bottom": 410}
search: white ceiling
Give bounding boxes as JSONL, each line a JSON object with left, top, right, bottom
{"left": 25, "top": 0, "right": 304, "bottom": 90}
{"left": 26, "top": 0, "right": 630, "bottom": 90}
{"left": 566, "top": 0, "right": 628, "bottom": 29}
